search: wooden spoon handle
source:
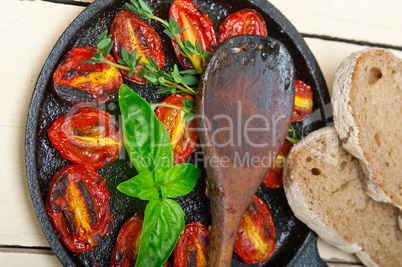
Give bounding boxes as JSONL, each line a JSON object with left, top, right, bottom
{"left": 197, "top": 35, "right": 295, "bottom": 266}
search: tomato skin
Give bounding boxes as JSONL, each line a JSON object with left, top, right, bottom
{"left": 48, "top": 108, "right": 122, "bottom": 170}
{"left": 155, "top": 94, "right": 199, "bottom": 165}
{"left": 110, "top": 211, "right": 144, "bottom": 267}
{"left": 173, "top": 222, "right": 210, "bottom": 267}
{"left": 169, "top": 0, "right": 217, "bottom": 70}
{"left": 218, "top": 9, "right": 267, "bottom": 45}
{"left": 45, "top": 165, "right": 113, "bottom": 253}
{"left": 291, "top": 80, "right": 313, "bottom": 123}
{"left": 53, "top": 46, "right": 123, "bottom": 106}
{"left": 234, "top": 195, "right": 276, "bottom": 264}
{"left": 110, "top": 10, "right": 165, "bottom": 84}
{"left": 261, "top": 140, "right": 293, "bottom": 189}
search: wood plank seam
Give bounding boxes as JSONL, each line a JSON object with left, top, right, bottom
{"left": 302, "top": 33, "right": 402, "bottom": 51}
{"left": 0, "top": 246, "right": 53, "bottom": 255}
{"left": 40, "top": 0, "right": 90, "bottom": 7}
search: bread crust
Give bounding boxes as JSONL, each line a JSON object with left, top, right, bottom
{"left": 332, "top": 48, "right": 401, "bottom": 209}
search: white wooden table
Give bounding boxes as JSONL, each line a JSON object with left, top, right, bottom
{"left": 1, "top": 0, "right": 401, "bottom": 266}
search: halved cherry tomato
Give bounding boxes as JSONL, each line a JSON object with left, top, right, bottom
{"left": 110, "top": 10, "right": 165, "bottom": 84}
{"left": 291, "top": 80, "right": 313, "bottom": 123}
{"left": 48, "top": 108, "right": 122, "bottom": 170}
{"left": 155, "top": 94, "right": 199, "bottom": 165}
{"left": 110, "top": 211, "right": 168, "bottom": 267}
{"left": 218, "top": 9, "right": 267, "bottom": 45}
{"left": 173, "top": 222, "right": 210, "bottom": 267}
{"left": 234, "top": 195, "right": 276, "bottom": 264}
{"left": 45, "top": 165, "right": 113, "bottom": 253}
{"left": 261, "top": 140, "right": 293, "bottom": 189}
{"left": 53, "top": 46, "right": 123, "bottom": 106}
{"left": 169, "top": 0, "right": 217, "bottom": 70}
{"left": 110, "top": 211, "right": 144, "bottom": 267}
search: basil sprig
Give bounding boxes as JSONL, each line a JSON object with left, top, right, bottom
{"left": 118, "top": 84, "right": 200, "bottom": 267}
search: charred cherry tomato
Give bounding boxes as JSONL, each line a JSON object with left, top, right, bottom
{"left": 169, "top": 0, "right": 217, "bottom": 70}
{"left": 218, "top": 9, "right": 267, "bottom": 45}
{"left": 45, "top": 165, "right": 113, "bottom": 253}
{"left": 53, "top": 46, "right": 123, "bottom": 106}
{"left": 110, "top": 212, "right": 168, "bottom": 267}
{"left": 173, "top": 222, "right": 210, "bottom": 267}
{"left": 48, "top": 108, "right": 122, "bottom": 170}
{"left": 261, "top": 140, "right": 293, "bottom": 189}
{"left": 110, "top": 10, "right": 165, "bottom": 84}
{"left": 234, "top": 195, "right": 276, "bottom": 264}
{"left": 291, "top": 80, "right": 313, "bottom": 123}
{"left": 155, "top": 94, "right": 199, "bottom": 165}
{"left": 110, "top": 211, "right": 144, "bottom": 266}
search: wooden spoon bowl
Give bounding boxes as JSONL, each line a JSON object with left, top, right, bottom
{"left": 197, "top": 35, "right": 295, "bottom": 266}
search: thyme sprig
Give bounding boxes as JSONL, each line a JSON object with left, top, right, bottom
{"left": 286, "top": 125, "right": 304, "bottom": 144}
{"left": 150, "top": 99, "right": 195, "bottom": 123}
{"left": 83, "top": 30, "right": 197, "bottom": 96}
{"left": 126, "top": 0, "right": 209, "bottom": 73}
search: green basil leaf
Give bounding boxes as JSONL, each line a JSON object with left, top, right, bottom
{"left": 156, "top": 163, "right": 200, "bottom": 199}
{"left": 119, "top": 84, "right": 173, "bottom": 173}
{"left": 117, "top": 171, "right": 159, "bottom": 200}
{"left": 136, "top": 198, "right": 185, "bottom": 267}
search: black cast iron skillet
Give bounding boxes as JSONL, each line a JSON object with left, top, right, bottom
{"left": 25, "top": 0, "right": 332, "bottom": 266}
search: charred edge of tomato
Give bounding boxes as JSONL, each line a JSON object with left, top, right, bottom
{"left": 53, "top": 84, "right": 96, "bottom": 106}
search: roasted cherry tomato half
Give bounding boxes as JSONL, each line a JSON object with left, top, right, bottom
{"left": 169, "top": 0, "right": 217, "bottom": 70}
{"left": 53, "top": 46, "right": 123, "bottom": 106}
{"left": 155, "top": 94, "right": 199, "bottom": 165}
{"left": 110, "top": 211, "right": 168, "bottom": 267}
{"left": 48, "top": 108, "right": 122, "bottom": 170}
{"left": 110, "top": 211, "right": 144, "bottom": 267}
{"left": 218, "top": 9, "right": 268, "bottom": 45}
{"left": 234, "top": 195, "right": 276, "bottom": 264}
{"left": 173, "top": 222, "right": 210, "bottom": 267}
{"left": 261, "top": 140, "right": 293, "bottom": 189}
{"left": 291, "top": 80, "right": 313, "bottom": 123}
{"left": 45, "top": 165, "right": 113, "bottom": 253}
{"left": 110, "top": 10, "right": 165, "bottom": 84}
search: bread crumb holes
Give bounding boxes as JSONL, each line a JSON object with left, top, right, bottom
{"left": 374, "top": 132, "right": 382, "bottom": 146}
{"left": 311, "top": 168, "right": 321, "bottom": 175}
{"left": 368, "top": 67, "right": 382, "bottom": 85}
{"left": 306, "top": 157, "right": 313, "bottom": 162}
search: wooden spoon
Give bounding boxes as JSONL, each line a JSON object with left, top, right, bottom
{"left": 196, "top": 35, "right": 295, "bottom": 266}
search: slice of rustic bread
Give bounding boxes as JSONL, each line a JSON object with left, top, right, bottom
{"left": 283, "top": 127, "right": 402, "bottom": 267}
{"left": 332, "top": 48, "right": 402, "bottom": 209}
